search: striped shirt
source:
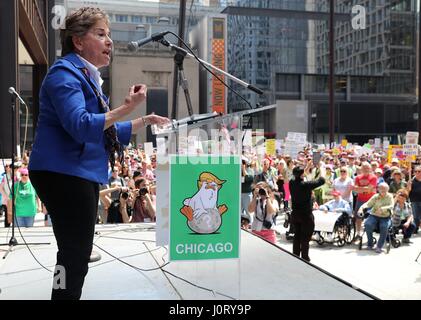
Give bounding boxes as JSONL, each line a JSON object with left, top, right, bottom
{"left": 392, "top": 202, "right": 412, "bottom": 227}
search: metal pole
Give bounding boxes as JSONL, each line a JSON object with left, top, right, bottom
{"left": 329, "top": 0, "right": 335, "bottom": 147}
{"left": 418, "top": 1, "right": 421, "bottom": 143}
{"left": 10, "top": 96, "right": 17, "bottom": 244}
{"left": 171, "top": 0, "right": 187, "bottom": 120}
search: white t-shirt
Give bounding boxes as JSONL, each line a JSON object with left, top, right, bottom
{"left": 251, "top": 198, "right": 277, "bottom": 231}
{"left": 333, "top": 177, "right": 354, "bottom": 203}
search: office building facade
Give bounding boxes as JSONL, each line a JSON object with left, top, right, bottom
{"left": 225, "top": 0, "right": 418, "bottom": 144}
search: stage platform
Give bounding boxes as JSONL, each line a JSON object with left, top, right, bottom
{"left": 0, "top": 224, "right": 372, "bottom": 300}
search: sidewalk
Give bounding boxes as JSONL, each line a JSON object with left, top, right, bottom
{"left": 273, "top": 214, "right": 421, "bottom": 300}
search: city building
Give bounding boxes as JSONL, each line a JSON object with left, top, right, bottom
{"left": 0, "top": 0, "right": 52, "bottom": 158}
{"left": 224, "top": 0, "right": 418, "bottom": 144}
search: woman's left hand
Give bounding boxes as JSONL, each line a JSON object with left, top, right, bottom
{"left": 144, "top": 114, "right": 171, "bottom": 126}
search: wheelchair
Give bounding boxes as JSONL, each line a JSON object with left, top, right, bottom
{"left": 357, "top": 209, "right": 400, "bottom": 253}
{"left": 314, "top": 211, "right": 355, "bottom": 247}
{"left": 282, "top": 208, "right": 295, "bottom": 240}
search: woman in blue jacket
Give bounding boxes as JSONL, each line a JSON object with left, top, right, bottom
{"left": 29, "top": 7, "right": 169, "bottom": 300}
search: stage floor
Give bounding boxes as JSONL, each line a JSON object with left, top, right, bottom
{"left": 0, "top": 223, "right": 371, "bottom": 300}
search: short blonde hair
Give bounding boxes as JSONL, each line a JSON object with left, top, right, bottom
{"left": 60, "top": 7, "right": 109, "bottom": 56}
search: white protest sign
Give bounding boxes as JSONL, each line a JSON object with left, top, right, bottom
{"left": 144, "top": 142, "right": 154, "bottom": 157}
{"left": 374, "top": 138, "right": 381, "bottom": 149}
{"left": 242, "top": 129, "right": 252, "bottom": 149}
{"left": 406, "top": 131, "right": 419, "bottom": 144}
{"left": 287, "top": 132, "right": 307, "bottom": 144}
{"left": 285, "top": 132, "right": 307, "bottom": 157}
{"left": 276, "top": 139, "right": 283, "bottom": 153}
{"left": 403, "top": 144, "right": 418, "bottom": 156}
{"left": 318, "top": 144, "right": 326, "bottom": 150}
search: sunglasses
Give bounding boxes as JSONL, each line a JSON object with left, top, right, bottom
{"left": 397, "top": 193, "right": 407, "bottom": 198}
{"left": 21, "top": 174, "right": 28, "bottom": 176}
{"left": 340, "top": 170, "right": 347, "bottom": 173}
{"left": 415, "top": 170, "right": 421, "bottom": 173}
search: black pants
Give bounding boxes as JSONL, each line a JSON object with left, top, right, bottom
{"left": 1, "top": 204, "right": 9, "bottom": 227}
{"left": 291, "top": 212, "right": 315, "bottom": 262}
{"left": 29, "top": 170, "right": 99, "bottom": 300}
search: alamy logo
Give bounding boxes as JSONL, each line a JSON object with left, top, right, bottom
{"left": 51, "top": 5, "right": 66, "bottom": 30}
{"left": 351, "top": 5, "right": 366, "bottom": 30}
{"left": 52, "top": 265, "right": 66, "bottom": 290}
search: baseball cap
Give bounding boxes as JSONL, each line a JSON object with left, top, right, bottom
{"left": 331, "top": 190, "right": 341, "bottom": 197}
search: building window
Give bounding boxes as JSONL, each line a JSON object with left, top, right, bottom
{"left": 132, "top": 16, "right": 142, "bottom": 23}
{"left": 146, "top": 16, "right": 155, "bottom": 23}
{"left": 116, "top": 15, "right": 128, "bottom": 23}
{"left": 275, "top": 74, "right": 300, "bottom": 92}
{"left": 304, "top": 75, "right": 328, "bottom": 93}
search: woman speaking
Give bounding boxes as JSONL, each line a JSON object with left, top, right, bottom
{"left": 28, "top": 7, "right": 170, "bottom": 299}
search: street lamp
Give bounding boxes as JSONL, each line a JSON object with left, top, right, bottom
{"left": 157, "top": 17, "right": 170, "bottom": 24}
{"left": 136, "top": 24, "right": 151, "bottom": 37}
{"left": 311, "top": 112, "right": 317, "bottom": 144}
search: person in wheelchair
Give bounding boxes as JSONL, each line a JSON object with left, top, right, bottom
{"left": 314, "top": 190, "right": 352, "bottom": 242}
{"left": 357, "top": 183, "right": 394, "bottom": 253}
{"left": 392, "top": 189, "right": 416, "bottom": 244}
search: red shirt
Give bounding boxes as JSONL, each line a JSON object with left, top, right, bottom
{"left": 355, "top": 174, "right": 377, "bottom": 202}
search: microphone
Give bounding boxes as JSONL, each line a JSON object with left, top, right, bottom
{"left": 128, "top": 31, "right": 170, "bottom": 51}
{"left": 8, "top": 87, "right": 26, "bottom": 105}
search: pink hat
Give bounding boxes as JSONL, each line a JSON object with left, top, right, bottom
{"left": 19, "top": 168, "right": 28, "bottom": 175}
{"left": 331, "top": 190, "right": 341, "bottom": 197}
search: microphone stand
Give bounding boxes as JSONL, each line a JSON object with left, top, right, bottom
{"left": 1, "top": 93, "right": 50, "bottom": 260}
{"left": 158, "top": 38, "right": 264, "bottom": 96}
{"left": 172, "top": 43, "right": 194, "bottom": 119}
{"left": 154, "top": 38, "right": 268, "bottom": 155}
{"left": 156, "top": 38, "right": 263, "bottom": 139}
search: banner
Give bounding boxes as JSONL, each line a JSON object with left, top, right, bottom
{"left": 388, "top": 145, "right": 415, "bottom": 164}
{"left": 211, "top": 18, "right": 226, "bottom": 114}
{"left": 169, "top": 155, "right": 240, "bottom": 261}
{"left": 265, "top": 139, "right": 276, "bottom": 156}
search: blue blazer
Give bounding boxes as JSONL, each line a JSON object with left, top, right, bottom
{"left": 29, "top": 53, "right": 132, "bottom": 184}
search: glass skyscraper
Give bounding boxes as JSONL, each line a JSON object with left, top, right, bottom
{"left": 225, "top": 0, "right": 418, "bottom": 143}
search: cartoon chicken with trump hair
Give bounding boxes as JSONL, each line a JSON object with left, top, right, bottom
{"left": 180, "top": 172, "right": 228, "bottom": 234}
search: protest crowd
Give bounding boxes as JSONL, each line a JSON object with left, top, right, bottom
{"left": 1, "top": 140, "right": 420, "bottom": 256}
